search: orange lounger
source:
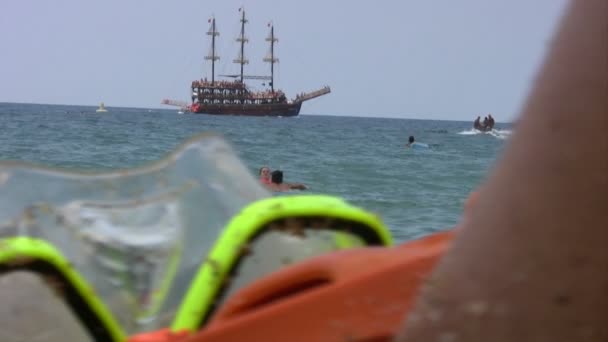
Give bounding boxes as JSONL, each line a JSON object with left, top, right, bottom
{"left": 181, "top": 230, "right": 453, "bottom": 342}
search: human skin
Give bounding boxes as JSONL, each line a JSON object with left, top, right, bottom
{"left": 396, "top": 1, "right": 608, "bottom": 341}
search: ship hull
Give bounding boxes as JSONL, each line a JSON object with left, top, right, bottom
{"left": 192, "top": 102, "right": 302, "bottom": 117}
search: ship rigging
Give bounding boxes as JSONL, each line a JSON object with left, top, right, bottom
{"left": 162, "top": 8, "right": 330, "bottom": 117}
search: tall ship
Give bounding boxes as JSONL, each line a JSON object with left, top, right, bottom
{"left": 162, "top": 9, "right": 331, "bottom": 117}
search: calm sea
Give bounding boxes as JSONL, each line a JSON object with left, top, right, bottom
{"left": 0, "top": 102, "right": 511, "bottom": 242}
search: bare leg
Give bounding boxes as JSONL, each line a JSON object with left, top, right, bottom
{"left": 397, "top": 1, "right": 608, "bottom": 341}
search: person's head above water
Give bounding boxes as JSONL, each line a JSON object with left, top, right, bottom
{"left": 271, "top": 170, "right": 283, "bottom": 184}
{"left": 259, "top": 166, "right": 271, "bottom": 185}
{"left": 408, "top": 136, "right": 415, "bottom": 144}
{"left": 259, "top": 166, "right": 270, "bottom": 178}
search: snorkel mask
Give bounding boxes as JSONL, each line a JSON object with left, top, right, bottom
{"left": 0, "top": 133, "right": 393, "bottom": 341}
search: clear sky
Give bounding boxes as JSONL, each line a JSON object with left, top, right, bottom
{"left": 0, "top": 0, "right": 568, "bottom": 121}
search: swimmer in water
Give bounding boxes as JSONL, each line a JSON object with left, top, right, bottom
{"left": 405, "top": 136, "right": 415, "bottom": 147}
{"left": 267, "top": 170, "right": 307, "bottom": 192}
{"left": 258, "top": 166, "right": 271, "bottom": 185}
{"left": 405, "top": 136, "right": 429, "bottom": 149}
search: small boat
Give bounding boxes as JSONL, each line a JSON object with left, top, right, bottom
{"left": 96, "top": 102, "right": 108, "bottom": 113}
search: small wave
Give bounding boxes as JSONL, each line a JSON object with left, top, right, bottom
{"left": 411, "top": 142, "right": 430, "bottom": 149}
{"left": 458, "top": 129, "right": 480, "bottom": 136}
{"left": 488, "top": 129, "right": 512, "bottom": 140}
{"left": 458, "top": 128, "right": 512, "bottom": 139}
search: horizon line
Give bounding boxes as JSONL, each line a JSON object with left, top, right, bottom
{"left": 0, "top": 101, "right": 514, "bottom": 124}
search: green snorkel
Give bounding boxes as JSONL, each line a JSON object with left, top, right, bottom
{"left": 0, "top": 133, "right": 394, "bottom": 340}
{"left": 172, "top": 194, "right": 393, "bottom": 332}
{"left": 0, "top": 133, "right": 271, "bottom": 339}
{"left": 0, "top": 237, "right": 125, "bottom": 341}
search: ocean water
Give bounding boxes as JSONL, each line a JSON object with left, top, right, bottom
{"left": 0, "top": 102, "right": 511, "bottom": 242}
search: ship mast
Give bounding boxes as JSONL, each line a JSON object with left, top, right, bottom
{"left": 233, "top": 8, "right": 249, "bottom": 83}
{"left": 264, "top": 22, "right": 278, "bottom": 92}
{"left": 204, "top": 17, "right": 220, "bottom": 85}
